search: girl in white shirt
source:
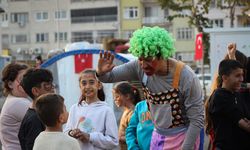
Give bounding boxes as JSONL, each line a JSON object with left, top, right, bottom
{"left": 64, "top": 69, "right": 118, "bottom": 150}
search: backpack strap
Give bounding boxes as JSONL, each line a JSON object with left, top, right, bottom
{"left": 172, "top": 61, "right": 185, "bottom": 89}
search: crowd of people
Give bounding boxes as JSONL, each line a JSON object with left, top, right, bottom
{"left": 0, "top": 26, "right": 249, "bottom": 150}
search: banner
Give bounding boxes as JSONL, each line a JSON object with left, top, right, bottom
{"left": 74, "top": 54, "right": 93, "bottom": 73}
{"left": 194, "top": 33, "right": 203, "bottom": 60}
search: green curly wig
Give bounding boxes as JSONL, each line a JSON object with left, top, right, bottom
{"left": 128, "top": 26, "right": 175, "bottom": 59}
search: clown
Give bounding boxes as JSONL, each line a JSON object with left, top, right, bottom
{"left": 96, "top": 26, "right": 204, "bottom": 150}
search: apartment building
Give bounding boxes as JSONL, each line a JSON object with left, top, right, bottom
{"left": 0, "top": 0, "right": 71, "bottom": 60}
{"left": 0, "top": 0, "right": 249, "bottom": 61}
{"left": 70, "top": 0, "right": 118, "bottom": 43}
{"left": 206, "top": 0, "right": 250, "bottom": 28}
{"left": 119, "top": 0, "right": 142, "bottom": 39}
{"left": 0, "top": 0, "right": 118, "bottom": 60}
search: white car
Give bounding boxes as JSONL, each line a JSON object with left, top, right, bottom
{"left": 196, "top": 73, "right": 212, "bottom": 97}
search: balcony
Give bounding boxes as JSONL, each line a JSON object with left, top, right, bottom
{"left": 142, "top": 16, "right": 169, "bottom": 25}
{"left": 71, "top": 15, "right": 117, "bottom": 23}
{"left": 71, "top": 0, "right": 111, "bottom": 3}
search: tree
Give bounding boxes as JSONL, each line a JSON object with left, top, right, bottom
{"left": 158, "top": 0, "right": 211, "bottom": 29}
{"left": 158, "top": 0, "right": 211, "bottom": 65}
{"left": 217, "top": 0, "right": 250, "bottom": 27}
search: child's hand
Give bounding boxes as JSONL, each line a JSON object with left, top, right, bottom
{"left": 78, "top": 131, "right": 90, "bottom": 143}
{"left": 227, "top": 43, "right": 236, "bottom": 60}
{"left": 69, "top": 129, "right": 90, "bottom": 142}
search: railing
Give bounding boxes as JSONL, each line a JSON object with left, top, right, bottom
{"left": 142, "top": 17, "right": 169, "bottom": 24}
{"left": 140, "top": 0, "right": 157, "bottom": 3}
{"left": 71, "top": 15, "right": 117, "bottom": 23}
{"left": 71, "top": 0, "right": 111, "bottom": 2}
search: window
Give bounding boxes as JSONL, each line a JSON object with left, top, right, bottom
{"left": 11, "top": 34, "right": 28, "bottom": 43}
{"left": 144, "top": 6, "right": 163, "bottom": 17}
{"left": 210, "top": 0, "right": 222, "bottom": 8}
{"left": 123, "top": 30, "right": 133, "bottom": 39}
{"left": 1, "top": 13, "right": 8, "bottom": 22}
{"left": 71, "top": 7, "right": 117, "bottom": 23}
{"left": 210, "top": 19, "right": 223, "bottom": 28}
{"left": 55, "top": 10, "right": 67, "bottom": 20}
{"left": 2, "top": 34, "right": 9, "bottom": 49}
{"left": 71, "top": 0, "right": 82, "bottom": 2}
{"left": 144, "top": 7, "right": 151, "bottom": 17}
{"left": 55, "top": 32, "right": 67, "bottom": 42}
{"left": 10, "top": 12, "right": 28, "bottom": 23}
{"left": 237, "top": 15, "right": 250, "bottom": 27}
{"left": 177, "top": 28, "right": 193, "bottom": 40}
{"left": 96, "top": 30, "right": 115, "bottom": 43}
{"left": 124, "top": 7, "right": 138, "bottom": 19}
{"left": 9, "top": 0, "right": 28, "bottom": 1}
{"left": 164, "top": 9, "right": 169, "bottom": 18}
{"left": 210, "top": 0, "right": 216, "bottom": 8}
{"left": 71, "top": 32, "right": 93, "bottom": 43}
{"left": 36, "top": 12, "right": 48, "bottom": 21}
{"left": 36, "top": 33, "right": 49, "bottom": 42}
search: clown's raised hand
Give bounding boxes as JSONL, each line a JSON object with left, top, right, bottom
{"left": 97, "top": 51, "right": 115, "bottom": 76}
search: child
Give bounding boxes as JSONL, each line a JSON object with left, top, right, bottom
{"left": 35, "top": 55, "right": 43, "bottom": 68}
{"left": 33, "top": 93, "right": 81, "bottom": 150}
{"left": 0, "top": 63, "right": 30, "bottom": 150}
{"left": 64, "top": 69, "right": 119, "bottom": 150}
{"left": 125, "top": 100, "right": 154, "bottom": 150}
{"left": 206, "top": 43, "right": 250, "bottom": 150}
{"left": 207, "top": 59, "right": 250, "bottom": 149}
{"left": 112, "top": 82, "right": 141, "bottom": 150}
{"left": 18, "top": 68, "right": 55, "bottom": 150}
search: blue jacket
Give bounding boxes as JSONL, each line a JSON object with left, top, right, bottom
{"left": 126, "top": 100, "right": 154, "bottom": 150}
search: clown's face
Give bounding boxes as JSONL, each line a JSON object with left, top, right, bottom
{"left": 138, "top": 56, "right": 160, "bottom": 76}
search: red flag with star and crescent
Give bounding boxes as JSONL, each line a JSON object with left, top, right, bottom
{"left": 74, "top": 54, "right": 93, "bottom": 73}
{"left": 194, "top": 33, "right": 203, "bottom": 61}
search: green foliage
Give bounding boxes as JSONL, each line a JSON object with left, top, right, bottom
{"left": 158, "top": 0, "right": 211, "bottom": 29}
{"left": 217, "top": 0, "right": 250, "bottom": 27}
{"left": 157, "top": 0, "right": 211, "bottom": 64}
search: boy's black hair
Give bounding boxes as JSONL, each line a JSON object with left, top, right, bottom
{"left": 218, "top": 59, "right": 243, "bottom": 77}
{"left": 36, "top": 93, "right": 64, "bottom": 127}
{"left": 21, "top": 68, "right": 53, "bottom": 99}
{"left": 36, "top": 55, "right": 42, "bottom": 61}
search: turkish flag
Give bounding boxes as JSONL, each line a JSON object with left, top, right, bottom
{"left": 194, "top": 33, "right": 203, "bottom": 60}
{"left": 74, "top": 54, "right": 93, "bottom": 73}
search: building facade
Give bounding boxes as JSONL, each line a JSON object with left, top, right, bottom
{"left": 0, "top": 0, "right": 119, "bottom": 60}
{"left": 0, "top": 0, "right": 249, "bottom": 61}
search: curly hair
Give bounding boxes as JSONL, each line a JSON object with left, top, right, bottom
{"left": 129, "top": 26, "right": 175, "bottom": 59}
